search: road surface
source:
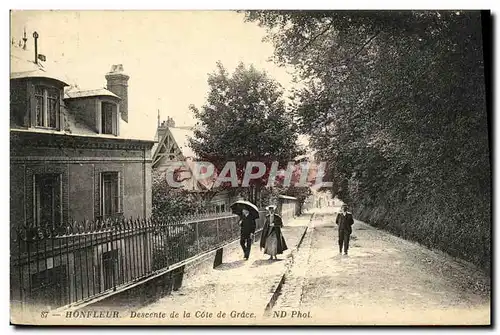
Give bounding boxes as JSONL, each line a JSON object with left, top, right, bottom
{"left": 136, "top": 207, "right": 490, "bottom": 325}
{"left": 273, "top": 206, "right": 490, "bottom": 325}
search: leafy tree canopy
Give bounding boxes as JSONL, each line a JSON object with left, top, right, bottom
{"left": 189, "top": 61, "right": 305, "bottom": 201}
{"left": 245, "top": 10, "right": 491, "bottom": 270}
{"left": 152, "top": 170, "right": 209, "bottom": 220}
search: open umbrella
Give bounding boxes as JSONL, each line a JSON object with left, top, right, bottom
{"left": 230, "top": 200, "right": 260, "bottom": 220}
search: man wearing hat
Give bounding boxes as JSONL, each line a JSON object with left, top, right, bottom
{"left": 336, "top": 203, "right": 354, "bottom": 255}
{"left": 239, "top": 208, "right": 256, "bottom": 260}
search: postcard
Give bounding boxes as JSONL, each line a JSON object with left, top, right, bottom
{"left": 9, "top": 9, "right": 491, "bottom": 326}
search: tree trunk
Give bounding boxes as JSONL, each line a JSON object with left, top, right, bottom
{"left": 246, "top": 186, "right": 253, "bottom": 203}
{"left": 255, "top": 182, "right": 262, "bottom": 208}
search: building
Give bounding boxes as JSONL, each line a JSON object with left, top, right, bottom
{"left": 10, "top": 40, "right": 155, "bottom": 225}
{"left": 10, "top": 32, "right": 155, "bottom": 310}
{"left": 277, "top": 195, "right": 299, "bottom": 222}
{"left": 152, "top": 117, "right": 236, "bottom": 213}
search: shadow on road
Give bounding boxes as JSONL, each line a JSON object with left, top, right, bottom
{"left": 215, "top": 259, "right": 246, "bottom": 270}
{"left": 250, "top": 258, "right": 285, "bottom": 267}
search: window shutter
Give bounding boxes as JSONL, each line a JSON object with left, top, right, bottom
{"left": 33, "top": 174, "right": 38, "bottom": 227}
{"left": 98, "top": 172, "right": 103, "bottom": 218}
{"left": 96, "top": 100, "right": 102, "bottom": 134}
{"left": 58, "top": 89, "right": 64, "bottom": 131}
{"left": 58, "top": 106, "right": 64, "bottom": 131}
{"left": 115, "top": 104, "right": 120, "bottom": 136}
{"left": 28, "top": 83, "right": 36, "bottom": 128}
{"left": 118, "top": 171, "right": 123, "bottom": 213}
{"left": 112, "top": 108, "right": 117, "bottom": 136}
{"left": 43, "top": 88, "right": 48, "bottom": 127}
{"left": 54, "top": 174, "right": 62, "bottom": 227}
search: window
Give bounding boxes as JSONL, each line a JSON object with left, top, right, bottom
{"left": 34, "top": 174, "right": 62, "bottom": 228}
{"left": 35, "top": 86, "right": 59, "bottom": 129}
{"left": 101, "top": 102, "right": 117, "bottom": 135}
{"left": 101, "top": 172, "right": 121, "bottom": 217}
{"left": 213, "top": 202, "right": 226, "bottom": 213}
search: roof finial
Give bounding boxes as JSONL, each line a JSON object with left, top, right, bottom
{"left": 157, "top": 109, "right": 160, "bottom": 128}
{"left": 22, "top": 27, "right": 27, "bottom": 50}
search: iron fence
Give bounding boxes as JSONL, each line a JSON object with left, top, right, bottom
{"left": 10, "top": 210, "right": 266, "bottom": 311}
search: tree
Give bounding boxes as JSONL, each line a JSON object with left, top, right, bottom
{"left": 152, "top": 170, "right": 209, "bottom": 220}
{"left": 189, "top": 62, "right": 304, "bottom": 206}
{"left": 245, "top": 11, "right": 491, "bottom": 270}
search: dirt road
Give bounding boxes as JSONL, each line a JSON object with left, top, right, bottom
{"left": 272, "top": 207, "right": 490, "bottom": 325}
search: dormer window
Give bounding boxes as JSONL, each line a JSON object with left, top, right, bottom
{"left": 100, "top": 101, "right": 118, "bottom": 135}
{"left": 35, "top": 85, "right": 59, "bottom": 129}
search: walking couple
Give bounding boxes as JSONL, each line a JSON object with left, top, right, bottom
{"left": 239, "top": 205, "right": 288, "bottom": 261}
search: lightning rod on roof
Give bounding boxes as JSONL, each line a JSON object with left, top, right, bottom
{"left": 22, "top": 27, "right": 27, "bottom": 50}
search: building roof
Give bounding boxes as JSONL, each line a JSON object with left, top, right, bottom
{"left": 169, "top": 127, "right": 196, "bottom": 159}
{"left": 151, "top": 125, "right": 210, "bottom": 192}
{"left": 10, "top": 111, "right": 154, "bottom": 143}
{"left": 294, "top": 154, "right": 310, "bottom": 162}
{"left": 64, "top": 88, "right": 121, "bottom": 100}
{"left": 10, "top": 128, "right": 155, "bottom": 150}
{"left": 10, "top": 45, "right": 71, "bottom": 86}
{"left": 151, "top": 142, "right": 159, "bottom": 157}
{"left": 279, "top": 195, "right": 298, "bottom": 200}
{"left": 119, "top": 119, "right": 157, "bottom": 141}
{"left": 10, "top": 43, "right": 154, "bottom": 143}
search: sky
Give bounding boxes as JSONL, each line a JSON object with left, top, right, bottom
{"left": 10, "top": 10, "right": 295, "bottom": 140}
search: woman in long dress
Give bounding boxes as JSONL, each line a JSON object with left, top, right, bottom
{"left": 260, "top": 205, "right": 288, "bottom": 260}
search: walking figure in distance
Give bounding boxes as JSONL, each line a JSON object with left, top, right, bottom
{"left": 239, "top": 208, "right": 256, "bottom": 260}
{"left": 260, "top": 205, "right": 288, "bottom": 260}
{"left": 336, "top": 204, "right": 354, "bottom": 255}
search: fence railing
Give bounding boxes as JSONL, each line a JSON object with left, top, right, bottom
{"left": 10, "top": 210, "right": 266, "bottom": 311}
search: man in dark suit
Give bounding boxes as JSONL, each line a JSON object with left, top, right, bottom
{"left": 240, "top": 209, "right": 256, "bottom": 260}
{"left": 336, "top": 204, "right": 354, "bottom": 255}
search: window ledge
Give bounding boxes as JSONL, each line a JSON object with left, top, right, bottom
{"left": 96, "top": 213, "right": 125, "bottom": 220}
{"left": 28, "top": 126, "right": 64, "bottom": 133}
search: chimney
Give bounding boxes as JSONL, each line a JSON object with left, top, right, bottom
{"left": 155, "top": 119, "right": 169, "bottom": 142}
{"left": 166, "top": 117, "right": 175, "bottom": 128}
{"left": 105, "top": 64, "right": 129, "bottom": 122}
